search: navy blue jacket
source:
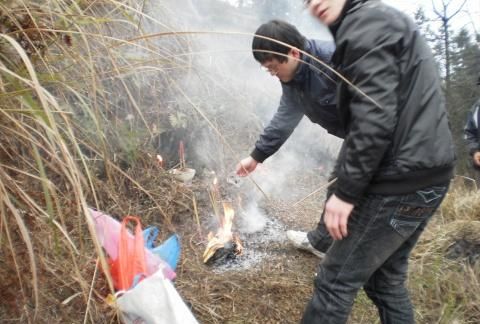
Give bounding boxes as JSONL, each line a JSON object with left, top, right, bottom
{"left": 251, "top": 39, "right": 341, "bottom": 163}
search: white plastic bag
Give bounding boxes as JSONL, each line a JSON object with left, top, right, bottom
{"left": 116, "top": 268, "right": 198, "bottom": 324}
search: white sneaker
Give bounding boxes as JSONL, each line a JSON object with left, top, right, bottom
{"left": 286, "top": 230, "right": 325, "bottom": 259}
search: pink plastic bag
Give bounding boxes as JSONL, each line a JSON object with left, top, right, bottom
{"left": 89, "top": 208, "right": 176, "bottom": 282}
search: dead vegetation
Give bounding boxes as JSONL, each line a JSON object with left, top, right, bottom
{"left": 1, "top": 1, "right": 480, "bottom": 324}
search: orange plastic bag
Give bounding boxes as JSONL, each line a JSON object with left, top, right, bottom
{"left": 109, "top": 216, "right": 147, "bottom": 290}
{"left": 90, "top": 209, "right": 176, "bottom": 282}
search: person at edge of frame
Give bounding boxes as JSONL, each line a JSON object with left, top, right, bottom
{"left": 464, "top": 76, "right": 480, "bottom": 187}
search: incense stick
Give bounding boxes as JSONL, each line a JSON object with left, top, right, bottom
{"left": 292, "top": 177, "right": 337, "bottom": 207}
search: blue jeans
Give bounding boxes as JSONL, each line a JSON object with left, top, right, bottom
{"left": 302, "top": 184, "right": 449, "bottom": 324}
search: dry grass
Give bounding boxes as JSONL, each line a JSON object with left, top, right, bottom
{"left": 0, "top": 1, "right": 195, "bottom": 322}
{"left": 407, "top": 185, "right": 480, "bottom": 324}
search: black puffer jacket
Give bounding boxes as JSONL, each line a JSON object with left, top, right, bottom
{"left": 251, "top": 39, "right": 342, "bottom": 163}
{"left": 329, "top": 0, "right": 456, "bottom": 203}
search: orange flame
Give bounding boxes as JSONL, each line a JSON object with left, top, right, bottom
{"left": 220, "top": 202, "right": 234, "bottom": 235}
{"left": 203, "top": 202, "right": 243, "bottom": 263}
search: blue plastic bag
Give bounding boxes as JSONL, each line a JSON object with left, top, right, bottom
{"left": 151, "top": 234, "right": 181, "bottom": 271}
{"left": 142, "top": 227, "right": 180, "bottom": 271}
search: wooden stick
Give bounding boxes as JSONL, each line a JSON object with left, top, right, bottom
{"left": 292, "top": 178, "right": 337, "bottom": 207}
{"left": 179, "top": 140, "right": 185, "bottom": 170}
{"left": 191, "top": 193, "right": 203, "bottom": 237}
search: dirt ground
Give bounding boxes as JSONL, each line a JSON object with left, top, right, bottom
{"left": 176, "top": 205, "right": 319, "bottom": 322}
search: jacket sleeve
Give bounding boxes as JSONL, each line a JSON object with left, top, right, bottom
{"left": 334, "top": 31, "right": 400, "bottom": 204}
{"left": 251, "top": 92, "right": 303, "bottom": 163}
{"left": 464, "top": 104, "right": 480, "bottom": 156}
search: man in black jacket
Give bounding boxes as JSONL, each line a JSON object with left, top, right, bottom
{"left": 304, "top": 0, "right": 456, "bottom": 323}
{"left": 464, "top": 76, "right": 480, "bottom": 187}
{"left": 235, "top": 20, "right": 342, "bottom": 257}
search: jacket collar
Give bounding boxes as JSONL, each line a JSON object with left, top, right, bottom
{"left": 287, "top": 39, "right": 313, "bottom": 85}
{"left": 329, "top": 0, "right": 368, "bottom": 37}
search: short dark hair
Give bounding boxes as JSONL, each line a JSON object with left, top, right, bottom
{"left": 252, "top": 20, "right": 306, "bottom": 64}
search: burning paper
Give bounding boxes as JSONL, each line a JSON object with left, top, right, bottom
{"left": 203, "top": 202, "right": 243, "bottom": 265}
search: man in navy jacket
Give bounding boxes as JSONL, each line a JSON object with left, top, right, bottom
{"left": 235, "top": 20, "right": 342, "bottom": 258}
{"left": 236, "top": 20, "right": 341, "bottom": 169}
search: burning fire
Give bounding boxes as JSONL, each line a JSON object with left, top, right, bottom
{"left": 203, "top": 202, "right": 243, "bottom": 264}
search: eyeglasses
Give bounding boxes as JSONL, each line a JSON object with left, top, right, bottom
{"left": 261, "top": 63, "right": 279, "bottom": 76}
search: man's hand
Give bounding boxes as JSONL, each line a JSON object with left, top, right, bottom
{"left": 473, "top": 152, "right": 480, "bottom": 167}
{"left": 236, "top": 156, "right": 258, "bottom": 177}
{"left": 324, "top": 194, "right": 355, "bottom": 240}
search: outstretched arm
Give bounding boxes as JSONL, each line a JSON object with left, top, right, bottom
{"left": 250, "top": 93, "right": 304, "bottom": 163}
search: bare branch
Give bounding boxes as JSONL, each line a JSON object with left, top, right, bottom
{"left": 447, "top": 0, "right": 467, "bottom": 20}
